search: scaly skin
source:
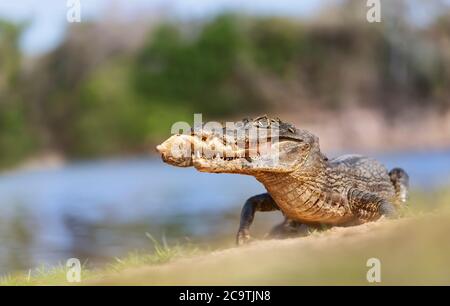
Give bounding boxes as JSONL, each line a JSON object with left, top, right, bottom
{"left": 257, "top": 155, "right": 396, "bottom": 225}
{"left": 157, "top": 116, "right": 409, "bottom": 245}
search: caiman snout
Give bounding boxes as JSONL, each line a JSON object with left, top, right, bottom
{"left": 156, "top": 136, "right": 194, "bottom": 167}
{"left": 156, "top": 144, "right": 167, "bottom": 161}
{"left": 156, "top": 144, "right": 167, "bottom": 162}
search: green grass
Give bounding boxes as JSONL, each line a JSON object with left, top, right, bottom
{"left": 107, "top": 234, "right": 201, "bottom": 272}
{"left": 97, "top": 211, "right": 450, "bottom": 285}
{"left": 0, "top": 263, "right": 92, "bottom": 286}
{"left": 2, "top": 188, "right": 450, "bottom": 286}
{"left": 0, "top": 234, "right": 200, "bottom": 286}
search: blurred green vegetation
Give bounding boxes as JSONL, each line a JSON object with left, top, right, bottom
{"left": 1, "top": 1, "right": 450, "bottom": 167}
{"left": 0, "top": 20, "right": 37, "bottom": 168}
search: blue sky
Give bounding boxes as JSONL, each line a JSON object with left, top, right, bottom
{"left": 0, "top": 0, "right": 448, "bottom": 55}
{"left": 0, "top": 0, "right": 330, "bottom": 55}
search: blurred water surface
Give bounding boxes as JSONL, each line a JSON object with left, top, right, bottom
{"left": 0, "top": 151, "right": 449, "bottom": 275}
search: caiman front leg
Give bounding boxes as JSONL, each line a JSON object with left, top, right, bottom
{"left": 347, "top": 188, "right": 397, "bottom": 222}
{"left": 237, "top": 193, "right": 279, "bottom": 245}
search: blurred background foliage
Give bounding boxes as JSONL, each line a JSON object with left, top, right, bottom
{"left": 1, "top": 0, "right": 450, "bottom": 280}
{"left": 1, "top": 0, "right": 450, "bottom": 167}
{"left": 0, "top": 20, "right": 36, "bottom": 167}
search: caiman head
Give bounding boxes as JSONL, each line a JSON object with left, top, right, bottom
{"left": 156, "top": 116, "right": 322, "bottom": 175}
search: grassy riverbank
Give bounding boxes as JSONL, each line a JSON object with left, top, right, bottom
{"left": 1, "top": 188, "right": 449, "bottom": 286}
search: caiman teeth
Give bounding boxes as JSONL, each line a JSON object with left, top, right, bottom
{"left": 188, "top": 132, "right": 264, "bottom": 162}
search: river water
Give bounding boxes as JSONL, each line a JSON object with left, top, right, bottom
{"left": 0, "top": 151, "right": 449, "bottom": 275}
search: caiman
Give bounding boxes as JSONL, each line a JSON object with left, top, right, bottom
{"left": 156, "top": 116, "right": 409, "bottom": 245}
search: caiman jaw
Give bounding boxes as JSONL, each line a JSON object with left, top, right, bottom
{"left": 156, "top": 131, "right": 279, "bottom": 173}
{"left": 156, "top": 116, "right": 310, "bottom": 173}
{"left": 156, "top": 132, "right": 250, "bottom": 168}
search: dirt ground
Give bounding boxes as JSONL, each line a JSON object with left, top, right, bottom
{"left": 93, "top": 212, "right": 450, "bottom": 285}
